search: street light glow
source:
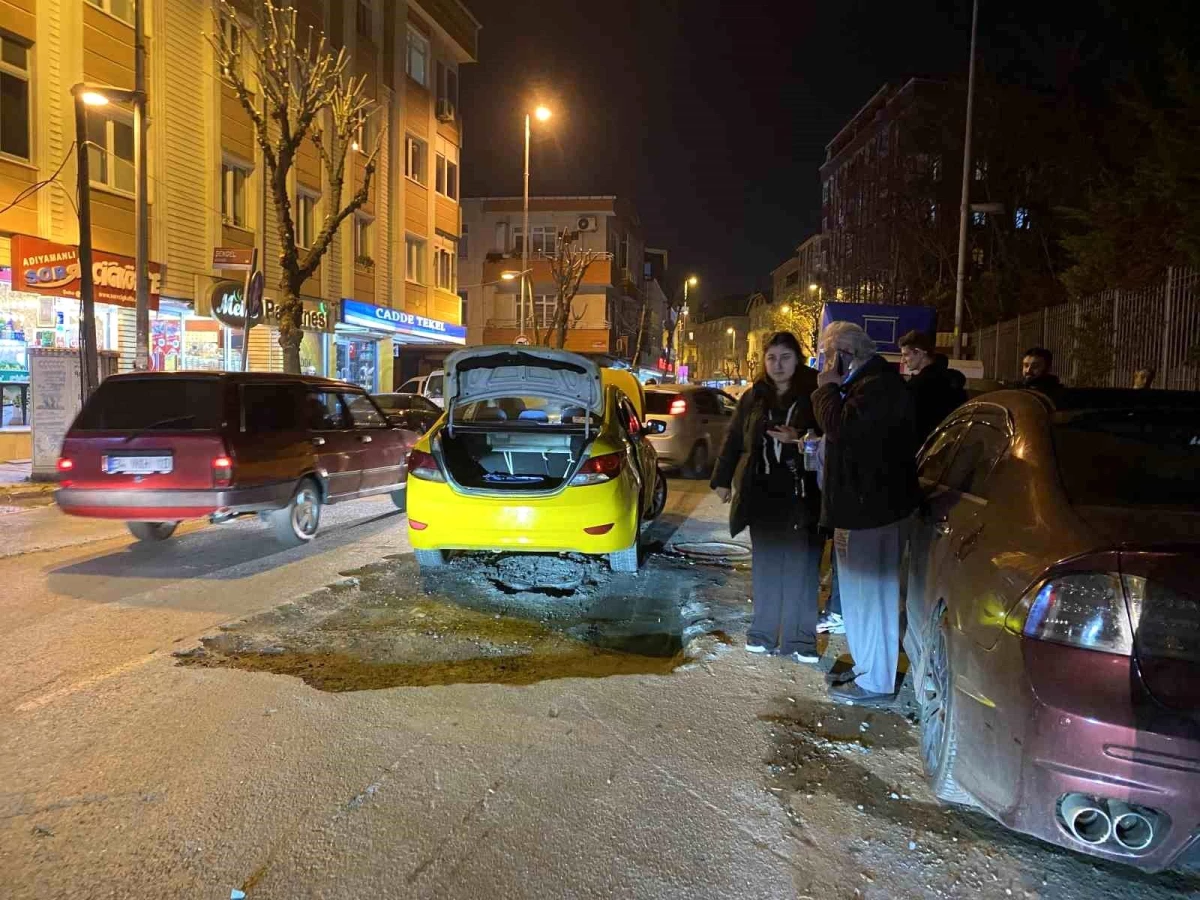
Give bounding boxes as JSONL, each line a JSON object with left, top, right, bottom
{"left": 535, "top": 106, "right": 552, "bottom": 122}
{"left": 81, "top": 91, "right": 110, "bottom": 107}
{"left": 726, "top": 327, "right": 734, "bottom": 335}
{"left": 808, "top": 283, "right": 819, "bottom": 292}
{"left": 500, "top": 272, "right": 518, "bottom": 280}
{"left": 687, "top": 276, "right": 698, "bottom": 286}
{"left": 781, "top": 305, "right": 791, "bottom": 314}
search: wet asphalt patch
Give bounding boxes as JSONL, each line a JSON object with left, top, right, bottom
{"left": 176, "top": 548, "right": 746, "bottom": 691}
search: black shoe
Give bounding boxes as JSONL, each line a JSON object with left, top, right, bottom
{"left": 829, "top": 681, "right": 892, "bottom": 706}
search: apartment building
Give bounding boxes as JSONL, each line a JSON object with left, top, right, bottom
{"left": 458, "top": 195, "right": 662, "bottom": 366}
{"left": 0, "top": 0, "right": 477, "bottom": 456}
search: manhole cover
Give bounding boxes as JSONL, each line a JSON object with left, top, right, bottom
{"left": 491, "top": 555, "right": 586, "bottom": 593}
{"left": 672, "top": 541, "right": 751, "bottom": 562}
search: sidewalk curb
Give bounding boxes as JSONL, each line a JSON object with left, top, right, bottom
{"left": 0, "top": 482, "right": 57, "bottom": 503}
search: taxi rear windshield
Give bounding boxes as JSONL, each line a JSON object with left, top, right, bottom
{"left": 73, "top": 378, "right": 225, "bottom": 431}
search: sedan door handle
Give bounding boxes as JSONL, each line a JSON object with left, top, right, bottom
{"left": 956, "top": 526, "right": 983, "bottom": 560}
{"left": 312, "top": 436, "right": 326, "bottom": 447}
{"left": 933, "top": 518, "right": 951, "bottom": 537}
{"left": 359, "top": 435, "right": 373, "bottom": 444}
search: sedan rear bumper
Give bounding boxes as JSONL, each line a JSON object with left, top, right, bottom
{"left": 55, "top": 483, "right": 294, "bottom": 521}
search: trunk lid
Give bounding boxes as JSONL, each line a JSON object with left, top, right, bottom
{"left": 444, "top": 346, "right": 603, "bottom": 414}
{"left": 1120, "top": 546, "right": 1200, "bottom": 716}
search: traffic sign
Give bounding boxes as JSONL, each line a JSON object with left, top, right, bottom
{"left": 246, "top": 270, "right": 265, "bottom": 320}
{"left": 514, "top": 335, "right": 530, "bottom": 346}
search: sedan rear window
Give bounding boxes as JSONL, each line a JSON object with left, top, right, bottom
{"left": 73, "top": 378, "right": 224, "bottom": 431}
{"left": 1053, "top": 409, "right": 1200, "bottom": 508}
{"left": 644, "top": 392, "right": 676, "bottom": 414}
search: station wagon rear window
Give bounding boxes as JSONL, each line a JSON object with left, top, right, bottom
{"left": 73, "top": 378, "right": 224, "bottom": 431}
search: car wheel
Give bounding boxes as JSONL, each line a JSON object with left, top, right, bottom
{"left": 391, "top": 488, "right": 407, "bottom": 512}
{"left": 414, "top": 548, "right": 445, "bottom": 568}
{"left": 919, "top": 608, "right": 973, "bottom": 805}
{"left": 269, "top": 479, "right": 322, "bottom": 547}
{"left": 647, "top": 470, "right": 667, "bottom": 520}
{"left": 682, "top": 442, "right": 710, "bottom": 479}
{"left": 127, "top": 521, "right": 178, "bottom": 543}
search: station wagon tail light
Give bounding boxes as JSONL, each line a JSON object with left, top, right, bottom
{"left": 669, "top": 397, "right": 687, "bottom": 415}
{"left": 570, "top": 451, "right": 623, "bottom": 486}
{"left": 408, "top": 449, "right": 445, "bottom": 482}
{"left": 1004, "top": 572, "right": 1137, "bottom": 656}
{"left": 212, "top": 456, "right": 234, "bottom": 488}
{"left": 56, "top": 457, "right": 74, "bottom": 472}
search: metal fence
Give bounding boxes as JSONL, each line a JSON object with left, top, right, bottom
{"left": 972, "top": 267, "right": 1200, "bottom": 390}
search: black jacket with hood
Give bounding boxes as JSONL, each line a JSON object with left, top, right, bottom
{"left": 908, "top": 353, "right": 968, "bottom": 442}
{"left": 811, "top": 354, "right": 920, "bottom": 531}
{"left": 710, "top": 368, "right": 821, "bottom": 538}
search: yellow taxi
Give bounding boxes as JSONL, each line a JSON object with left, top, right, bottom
{"left": 405, "top": 347, "right": 667, "bottom": 572}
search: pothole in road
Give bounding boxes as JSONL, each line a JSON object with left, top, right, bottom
{"left": 175, "top": 553, "right": 745, "bottom": 692}
{"left": 670, "top": 541, "right": 752, "bottom": 565}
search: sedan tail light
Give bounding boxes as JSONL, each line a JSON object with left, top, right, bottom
{"left": 669, "top": 397, "right": 687, "bottom": 415}
{"left": 56, "top": 457, "right": 74, "bottom": 473}
{"left": 408, "top": 449, "right": 445, "bottom": 482}
{"left": 1005, "top": 572, "right": 1138, "bottom": 655}
{"left": 569, "top": 451, "right": 624, "bottom": 486}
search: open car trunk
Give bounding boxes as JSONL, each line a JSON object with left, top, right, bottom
{"left": 438, "top": 426, "right": 597, "bottom": 492}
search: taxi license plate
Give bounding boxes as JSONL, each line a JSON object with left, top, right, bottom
{"left": 103, "top": 455, "right": 173, "bottom": 475}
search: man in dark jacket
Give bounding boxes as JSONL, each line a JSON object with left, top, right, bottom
{"left": 898, "top": 330, "right": 968, "bottom": 442}
{"left": 812, "top": 322, "right": 919, "bottom": 704}
{"left": 1020, "top": 347, "right": 1061, "bottom": 394}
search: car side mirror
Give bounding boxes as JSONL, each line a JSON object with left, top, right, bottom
{"left": 643, "top": 420, "right": 667, "bottom": 436}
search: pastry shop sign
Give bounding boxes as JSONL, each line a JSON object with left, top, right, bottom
{"left": 11, "top": 235, "right": 161, "bottom": 310}
{"left": 209, "top": 281, "right": 333, "bottom": 333}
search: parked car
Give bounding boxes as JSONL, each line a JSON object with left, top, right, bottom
{"left": 405, "top": 346, "right": 667, "bottom": 572}
{"left": 905, "top": 388, "right": 1200, "bottom": 872}
{"left": 55, "top": 372, "right": 420, "bottom": 546}
{"left": 397, "top": 370, "right": 446, "bottom": 408}
{"left": 372, "top": 392, "right": 442, "bottom": 434}
{"left": 643, "top": 385, "right": 736, "bottom": 477}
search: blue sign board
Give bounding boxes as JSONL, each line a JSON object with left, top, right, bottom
{"left": 341, "top": 299, "right": 466, "bottom": 345}
{"left": 819, "top": 302, "right": 937, "bottom": 354}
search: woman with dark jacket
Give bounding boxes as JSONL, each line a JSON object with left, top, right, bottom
{"left": 710, "top": 332, "right": 823, "bottom": 662}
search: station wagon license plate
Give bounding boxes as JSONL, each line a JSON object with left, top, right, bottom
{"left": 103, "top": 455, "right": 173, "bottom": 475}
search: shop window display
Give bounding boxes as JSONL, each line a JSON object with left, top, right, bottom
{"left": 336, "top": 337, "right": 376, "bottom": 391}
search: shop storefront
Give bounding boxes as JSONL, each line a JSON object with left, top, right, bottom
{"left": 338, "top": 300, "right": 465, "bottom": 393}
{"left": 2, "top": 235, "right": 161, "bottom": 430}
{"left": 205, "top": 280, "right": 335, "bottom": 375}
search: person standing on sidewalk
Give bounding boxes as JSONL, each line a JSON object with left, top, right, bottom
{"left": 812, "top": 322, "right": 920, "bottom": 703}
{"left": 712, "top": 332, "right": 824, "bottom": 663}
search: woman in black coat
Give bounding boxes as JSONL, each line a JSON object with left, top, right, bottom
{"left": 710, "top": 332, "right": 823, "bottom": 662}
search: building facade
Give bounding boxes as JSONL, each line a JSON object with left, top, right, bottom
{"left": 691, "top": 313, "right": 749, "bottom": 385}
{"left": 459, "top": 196, "right": 666, "bottom": 369}
{"left": 0, "top": 0, "right": 478, "bottom": 456}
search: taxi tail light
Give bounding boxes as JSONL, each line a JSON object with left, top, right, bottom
{"left": 408, "top": 449, "right": 445, "bottom": 482}
{"left": 212, "top": 455, "right": 234, "bottom": 488}
{"left": 570, "top": 451, "right": 623, "bottom": 486}
{"left": 669, "top": 397, "right": 687, "bottom": 415}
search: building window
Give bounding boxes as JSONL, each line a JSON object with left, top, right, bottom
{"left": 436, "top": 60, "right": 458, "bottom": 113}
{"left": 354, "top": 214, "right": 374, "bottom": 265}
{"left": 533, "top": 294, "right": 556, "bottom": 328}
{"left": 404, "top": 134, "right": 427, "bottom": 186}
{"left": 434, "top": 238, "right": 457, "bottom": 291}
{"left": 1015, "top": 207, "right": 1031, "bottom": 230}
{"left": 296, "top": 191, "right": 317, "bottom": 248}
{"left": 405, "top": 236, "right": 426, "bottom": 284}
{"left": 356, "top": 0, "right": 373, "bottom": 36}
{"left": 85, "top": 0, "right": 134, "bottom": 25}
{"left": 459, "top": 223, "right": 468, "bottom": 259}
{"left": 406, "top": 27, "right": 430, "bottom": 87}
{"left": 971, "top": 210, "right": 987, "bottom": 227}
{"left": 0, "top": 36, "right": 31, "bottom": 161}
{"left": 88, "top": 111, "right": 135, "bottom": 193}
{"left": 974, "top": 159, "right": 988, "bottom": 181}
{"left": 353, "top": 112, "right": 372, "bottom": 153}
{"left": 927, "top": 201, "right": 937, "bottom": 225}
{"left": 458, "top": 291, "right": 468, "bottom": 325}
{"left": 435, "top": 138, "right": 458, "bottom": 200}
{"left": 217, "top": 13, "right": 244, "bottom": 82}
{"left": 513, "top": 225, "right": 556, "bottom": 257}
{"left": 221, "top": 159, "right": 251, "bottom": 227}
{"left": 972, "top": 247, "right": 985, "bottom": 265}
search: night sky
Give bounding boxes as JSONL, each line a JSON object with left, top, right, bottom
{"left": 459, "top": 0, "right": 1193, "bottom": 300}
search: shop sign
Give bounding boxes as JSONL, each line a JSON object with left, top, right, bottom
{"left": 212, "top": 247, "right": 256, "bottom": 269}
{"left": 11, "top": 235, "right": 161, "bottom": 311}
{"left": 209, "top": 281, "right": 333, "bottom": 333}
{"left": 340, "top": 299, "right": 466, "bottom": 345}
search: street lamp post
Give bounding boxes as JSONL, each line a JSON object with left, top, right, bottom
{"left": 72, "top": 88, "right": 100, "bottom": 397}
{"left": 952, "top": 0, "right": 980, "bottom": 359}
{"left": 133, "top": 0, "right": 149, "bottom": 370}
{"left": 519, "top": 105, "right": 551, "bottom": 342}
{"left": 726, "top": 326, "right": 736, "bottom": 378}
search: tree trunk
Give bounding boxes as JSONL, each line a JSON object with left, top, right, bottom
{"left": 276, "top": 274, "right": 305, "bottom": 374}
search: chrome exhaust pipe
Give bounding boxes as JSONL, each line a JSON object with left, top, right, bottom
{"left": 1108, "top": 801, "right": 1155, "bottom": 851}
{"left": 1060, "top": 793, "right": 1113, "bottom": 845}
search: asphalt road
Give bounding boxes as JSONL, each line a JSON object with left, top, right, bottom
{"left": 1, "top": 482, "right": 1196, "bottom": 900}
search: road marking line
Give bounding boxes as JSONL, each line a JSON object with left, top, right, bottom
{"left": 15, "top": 654, "right": 158, "bottom": 713}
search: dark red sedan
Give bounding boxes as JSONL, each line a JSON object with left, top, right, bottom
{"left": 905, "top": 388, "right": 1200, "bottom": 871}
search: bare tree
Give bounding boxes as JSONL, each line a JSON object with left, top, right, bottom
{"left": 210, "top": 0, "right": 382, "bottom": 373}
{"left": 537, "top": 229, "right": 602, "bottom": 349}
{"left": 769, "top": 290, "right": 824, "bottom": 357}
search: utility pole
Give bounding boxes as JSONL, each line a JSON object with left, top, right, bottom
{"left": 133, "top": 0, "right": 150, "bottom": 369}
{"left": 952, "top": 0, "right": 979, "bottom": 360}
{"left": 72, "top": 91, "right": 99, "bottom": 396}
{"left": 520, "top": 113, "right": 531, "bottom": 342}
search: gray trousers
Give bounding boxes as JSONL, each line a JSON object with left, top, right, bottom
{"left": 834, "top": 517, "right": 909, "bottom": 695}
{"left": 748, "top": 523, "right": 822, "bottom": 654}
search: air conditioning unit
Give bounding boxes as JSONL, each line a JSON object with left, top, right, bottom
{"left": 436, "top": 98, "right": 456, "bottom": 122}
{"left": 576, "top": 215, "right": 598, "bottom": 232}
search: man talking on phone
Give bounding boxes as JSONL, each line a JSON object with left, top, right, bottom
{"left": 811, "top": 322, "right": 919, "bottom": 704}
